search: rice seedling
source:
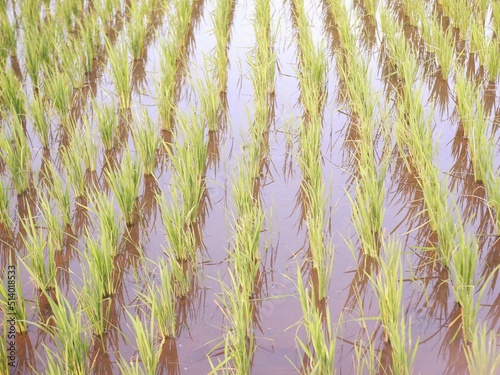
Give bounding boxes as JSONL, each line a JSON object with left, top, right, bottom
{"left": 29, "top": 95, "right": 51, "bottom": 149}
{"left": 0, "top": 267, "right": 28, "bottom": 334}
{"left": 117, "top": 311, "right": 162, "bottom": 375}
{"left": 39, "top": 287, "right": 91, "bottom": 374}
{"left": 57, "top": 37, "right": 86, "bottom": 90}
{"left": 464, "top": 322, "right": 500, "bottom": 375}
{"left": 157, "top": 191, "right": 197, "bottom": 262}
{"left": 369, "top": 238, "right": 418, "bottom": 375}
{"left": 77, "top": 274, "right": 111, "bottom": 338}
{"left": 44, "top": 70, "right": 73, "bottom": 125}
{"left": 155, "top": 37, "right": 177, "bottom": 129}
{"left": 196, "top": 57, "right": 220, "bottom": 132}
{"left": 106, "top": 38, "right": 131, "bottom": 110}
{"left": 211, "top": 270, "right": 255, "bottom": 374}
{"left": 60, "top": 140, "right": 86, "bottom": 198}
{"left": 213, "top": 0, "right": 235, "bottom": 92}
{"left": 0, "top": 67, "right": 25, "bottom": 118}
{"left": 82, "top": 236, "right": 115, "bottom": 298}
{"left": 0, "top": 115, "right": 31, "bottom": 195}
{"left": 89, "top": 189, "right": 120, "bottom": 257}
{"left": 38, "top": 194, "right": 64, "bottom": 253}
{"left": 93, "top": 100, "right": 118, "bottom": 151}
{"left": 132, "top": 110, "right": 159, "bottom": 176}
{"left": 127, "top": 1, "right": 148, "bottom": 60}
{"left": 449, "top": 232, "right": 479, "bottom": 342}
{"left": 166, "top": 111, "right": 207, "bottom": 223}
{"left": 0, "top": 11, "right": 15, "bottom": 57}
{"left": 137, "top": 258, "right": 177, "bottom": 338}
{"left": 296, "top": 269, "right": 336, "bottom": 374}
{"left": 43, "top": 162, "right": 72, "bottom": 227}
{"left": 105, "top": 149, "right": 142, "bottom": 226}
{"left": 80, "top": 16, "right": 100, "bottom": 74}
{"left": 0, "top": 178, "right": 10, "bottom": 229}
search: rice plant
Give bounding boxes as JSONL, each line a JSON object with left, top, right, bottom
{"left": 450, "top": 233, "right": 479, "bottom": 342}
{"left": 106, "top": 150, "right": 142, "bottom": 226}
{"left": 157, "top": 191, "right": 197, "bottom": 262}
{"left": 132, "top": 110, "right": 159, "bottom": 176}
{"left": 82, "top": 236, "right": 115, "bottom": 298}
{"left": 89, "top": 189, "right": 120, "bottom": 257}
{"left": 0, "top": 178, "right": 10, "bottom": 228}
{"left": 106, "top": 38, "right": 131, "bottom": 110}
{"left": 196, "top": 58, "right": 220, "bottom": 132}
{"left": 213, "top": 0, "right": 235, "bottom": 92}
{"left": 29, "top": 95, "right": 51, "bottom": 149}
{"left": 60, "top": 140, "right": 86, "bottom": 198}
{"left": 296, "top": 269, "right": 336, "bottom": 374}
{"left": 127, "top": 1, "right": 148, "bottom": 60}
{"left": 0, "top": 115, "right": 31, "bottom": 195}
{"left": 39, "top": 287, "right": 91, "bottom": 374}
{"left": 137, "top": 258, "right": 177, "bottom": 338}
{"left": 44, "top": 70, "right": 73, "bottom": 125}
{"left": 44, "top": 162, "right": 72, "bottom": 227}
{"left": 464, "top": 323, "right": 500, "bottom": 375}
{"left": 0, "top": 67, "right": 25, "bottom": 118}
{"left": 117, "top": 311, "right": 162, "bottom": 375}
{"left": 93, "top": 100, "right": 118, "bottom": 151}
{"left": 0, "top": 268, "right": 28, "bottom": 334}
{"left": 38, "top": 194, "right": 64, "bottom": 253}
{"left": 370, "top": 238, "right": 418, "bottom": 374}
{"left": 77, "top": 274, "right": 111, "bottom": 338}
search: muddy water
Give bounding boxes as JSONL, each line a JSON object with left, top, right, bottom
{"left": 1, "top": 0, "right": 500, "bottom": 374}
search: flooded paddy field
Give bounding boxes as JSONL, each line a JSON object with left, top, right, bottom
{"left": 1, "top": 0, "right": 500, "bottom": 373}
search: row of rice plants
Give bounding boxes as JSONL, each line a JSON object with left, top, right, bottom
{"left": 289, "top": 0, "right": 336, "bottom": 371}
{"left": 381, "top": 1, "right": 487, "bottom": 352}
{"left": 290, "top": 0, "right": 330, "bottom": 302}
{"left": 212, "top": 1, "right": 275, "bottom": 370}
{"left": 156, "top": 0, "right": 195, "bottom": 129}
{"left": 327, "top": 0, "right": 386, "bottom": 260}
{"left": 454, "top": 70, "right": 500, "bottom": 233}
{"left": 380, "top": 7, "right": 457, "bottom": 269}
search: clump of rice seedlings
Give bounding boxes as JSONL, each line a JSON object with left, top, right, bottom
{"left": 20, "top": 206, "right": 56, "bottom": 291}
{"left": 0, "top": 115, "right": 32, "bottom": 195}
{"left": 137, "top": 258, "right": 177, "bottom": 338}
{"left": 295, "top": 269, "right": 336, "bottom": 374}
{"left": 167, "top": 111, "right": 207, "bottom": 223}
{"left": 106, "top": 149, "right": 142, "bottom": 226}
{"left": 39, "top": 287, "right": 91, "bottom": 374}
{"left": 29, "top": 95, "right": 51, "bottom": 149}
{"left": 0, "top": 178, "right": 11, "bottom": 229}
{"left": 89, "top": 189, "right": 120, "bottom": 257}
{"left": 449, "top": 233, "right": 479, "bottom": 342}
{"left": 57, "top": 36, "right": 86, "bottom": 89}
{"left": 464, "top": 322, "right": 500, "bottom": 375}
{"left": 117, "top": 311, "right": 162, "bottom": 375}
{"left": 106, "top": 39, "right": 131, "bottom": 110}
{"left": 132, "top": 110, "right": 159, "bottom": 176}
{"left": 127, "top": 1, "right": 148, "bottom": 60}
{"left": 83, "top": 236, "right": 115, "bottom": 298}
{"left": 0, "top": 67, "right": 25, "bottom": 118}
{"left": 156, "top": 37, "right": 177, "bottom": 129}
{"left": 80, "top": 16, "right": 100, "bottom": 74}
{"left": 0, "top": 268, "right": 28, "bottom": 334}
{"left": 370, "top": 238, "right": 418, "bottom": 375}
{"left": 210, "top": 270, "right": 255, "bottom": 374}
{"left": 0, "top": 10, "right": 15, "bottom": 58}
{"left": 77, "top": 274, "right": 111, "bottom": 338}
{"left": 73, "top": 119, "right": 100, "bottom": 172}
{"left": 157, "top": 191, "right": 197, "bottom": 262}
{"left": 22, "top": 25, "right": 51, "bottom": 89}
{"left": 213, "top": 0, "right": 235, "bottom": 92}
{"left": 196, "top": 57, "right": 220, "bottom": 132}
{"left": 44, "top": 162, "right": 72, "bottom": 227}
{"left": 61, "top": 139, "right": 86, "bottom": 198}
{"left": 44, "top": 70, "right": 73, "bottom": 125}
{"left": 253, "top": 0, "right": 275, "bottom": 95}
{"left": 38, "top": 194, "right": 64, "bottom": 253}
{"left": 93, "top": 100, "right": 118, "bottom": 151}
{"left": 427, "top": 22, "right": 454, "bottom": 79}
